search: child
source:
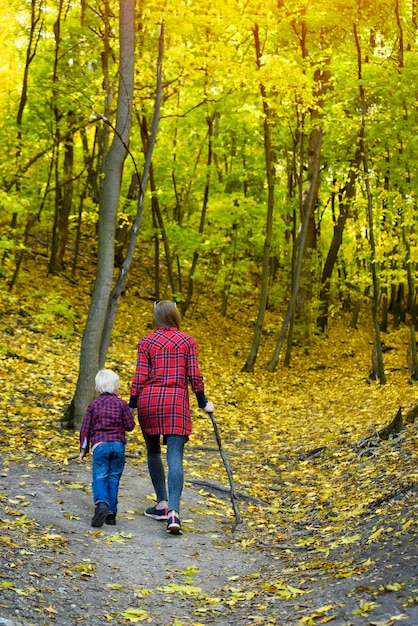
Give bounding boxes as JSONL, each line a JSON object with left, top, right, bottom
{"left": 79, "top": 369, "right": 135, "bottom": 527}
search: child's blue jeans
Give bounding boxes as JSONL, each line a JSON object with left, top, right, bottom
{"left": 142, "top": 433, "right": 187, "bottom": 513}
{"left": 92, "top": 441, "right": 126, "bottom": 513}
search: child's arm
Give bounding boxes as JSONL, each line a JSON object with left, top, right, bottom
{"left": 79, "top": 405, "right": 92, "bottom": 461}
{"left": 122, "top": 403, "right": 136, "bottom": 432}
{"left": 79, "top": 434, "right": 88, "bottom": 462}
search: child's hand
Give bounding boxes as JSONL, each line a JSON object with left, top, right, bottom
{"left": 79, "top": 450, "right": 87, "bottom": 463}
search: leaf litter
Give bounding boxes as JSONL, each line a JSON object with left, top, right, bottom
{"left": 0, "top": 259, "right": 417, "bottom": 625}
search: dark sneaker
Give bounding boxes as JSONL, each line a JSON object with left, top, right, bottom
{"left": 105, "top": 513, "right": 116, "bottom": 525}
{"left": 166, "top": 512, "right": 182, "bottom": 535}
{"left": 144, "top": 506, "right": 168, "bottom": 520}
{"left": 91, "top": 502, "right": 109, "bottom": 527}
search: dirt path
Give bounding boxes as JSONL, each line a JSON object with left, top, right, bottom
{"left": 0, "top": 455, "right": 417, "bottom": 626}
{"left": 0, "top": 455, "right": 267, "bottom": 625}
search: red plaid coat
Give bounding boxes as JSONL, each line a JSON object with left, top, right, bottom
{"left": 130, "top": 327, "right": 205, "bottom": 436}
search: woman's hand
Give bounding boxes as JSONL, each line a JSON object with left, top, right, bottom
{"left": 203, "top": 401, "right": 214, "bottom": 413}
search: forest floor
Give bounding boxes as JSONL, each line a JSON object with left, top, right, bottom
{"left": 0, "top": 449, "right": 416, "bottom": 626}
{"left": 0, "top": 249, "right": 417, "bottom": 625}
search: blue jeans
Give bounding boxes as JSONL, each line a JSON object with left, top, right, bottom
{"left": 92, "top": 441, "right": 126, "bottom": 513}
{"left": 143, "top": 433, "right": 187, "bottom": 513}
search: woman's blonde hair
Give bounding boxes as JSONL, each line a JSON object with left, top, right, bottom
{"left": 153, "top": 300, "right": 181, "bottom": 329}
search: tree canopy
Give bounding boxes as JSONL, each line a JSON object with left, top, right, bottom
{"left": 1, "top": 0, "right": 418, "bottom": 376}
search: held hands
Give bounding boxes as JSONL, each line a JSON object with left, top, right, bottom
{"left": 203, "top": 401, "right": 214, "bottom": 413}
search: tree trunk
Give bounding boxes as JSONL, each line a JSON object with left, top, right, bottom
{"left": 403, "top": 219, "right": 415, "bottom": 322}
{"left": 408, "top": 325, "right": 418, "bottom": 380}
{"left": 293, "top": 21, "right": 330, "bottom": 345}
{"left": 354, "top": 23, "right": 385, "bottom": 384}
{"left": 54, "top": 111, "right": 76, "bottom": 271}
{"left": 115, "top": 173, "right": 139, "bottom": 267}
{"left": 380, "top": 286, "right": 389, "bottom": 332}
{"left": 48, "top": 0, "right": 64, "bottom": 274}
{"left": 267, "top": 129, "right": 323, "bottom": 372}
{"left": 316, "top": 150, "right": 361, "bottom": 333}
{"left": 8, "top": 11, "right": 51, "bottom": 291}
{"left": 69, "top": 0, "right": 135, "bottom": 429}
{"left": 98, "top": 23, "right": 164, "bottom": 367}
{"left": 181, "top": 111, "right": 216, "bottom": 317}
{"left": 139, "top": 114, "right": 176, "bottom": 295}
{"left": 9, "top": 0, "right": 42, "bottom": 231}
{"left": 96, "top": 0, "right": 114, "bottom": 178}
{"left": 220, "top": 221, "right": 239, "bottom": 317}
{"left": 71, "top": 127, "right": 99, "bottom": 277}
{"left": 8, "top": 157, "right": 54, "bottom": 292}
{"left": 242, "top": 23, "right": 275, "bottom": 372}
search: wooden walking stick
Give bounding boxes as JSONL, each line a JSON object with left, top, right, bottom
{"left": 208, "top": 412, "right": 242, "bottom": 531}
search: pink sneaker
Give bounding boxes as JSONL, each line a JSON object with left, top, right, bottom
{"left": 166, "top": 512, "right": 182, "bottom": 535}
{"left": 144, "top": 505, "right": 168, "bottom": 520}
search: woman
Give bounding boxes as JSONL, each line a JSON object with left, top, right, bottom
{"left": 130, "top": 300, "right": 214, "bottom": 535}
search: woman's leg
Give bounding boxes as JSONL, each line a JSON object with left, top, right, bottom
{"left": 142, "top": 431, "right": 168, "bottom": 503}
{"left": 166, "top": 435, "right": 187, "bottom": 513}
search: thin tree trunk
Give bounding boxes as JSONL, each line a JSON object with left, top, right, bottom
{"left": 96, "top": 0, "right": 114, "bottom": 177}
{"left": 395, "top": 0, "right": 404, "bottom": 68}
{"left": 98, "top": 23, "right": 164, "bottom": 367}
{"left": 354, "top": 23, "right": 385, "bottom": 384}
{"left": 72, "top": 128, "right": 99, "bottom": 277}
{"left": 220, "top": 221, "right": 238, "bottom": 317}
{"left": 409, "top": 326, "right": 418, "bottom": 380}
{"left": 181, "top": 111, "right": 216, "bottom": 317}
{"left": 115, "top": 173, "right": 140, "bottom": 267}
{"left": 71, "top": 189, "right": 86, "bottom": 279}
{"left": 242, "top": 24, "right": 275, "bottom": 372}
{"left": 9, "top": 0, "right": 43, "bottom": 231}
{"left": 296, "top": 72, "right": 329, "bottom": 343}
{"left": 8, "top": 156, "right": 54, "bottom": 292}
{"left": 8, "top": 5, "right": 48, "bottom": 290}
{"left": 153, "top": 209, "right": 160, "bottom": 298}
{"left": 48, "top": 0, "right": 64, "bottom": 274}
{"left": 281, "top": 112, "right": 303, "bottom": 352}
{"left": 317, "top": 149, "right": 361, "bottom": 333}
{"left": 292, "top": 21, "right": 330, "bottom": 346}
{"left": 69, "top": 0, "right": 135, "bottom": 428}
{"left": 403, "top": 218, "right": 415, "bottom": 319}
{"left": 267, "top": 129, "right": 323, "bottom": 372}
{"left": 54, "top": 111, "right": 76, "bottom": 270}
{"left": 139, "top": 114, "right": 176, "bottom": 295}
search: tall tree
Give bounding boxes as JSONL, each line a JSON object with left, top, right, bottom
{"left": 353, "top": 22, "right": 385, "bottom": 384}
{"left": 181, "top": 110, "right": 216, "bottom": 316}
{"left": 69, "top": 0, "right": 135, "bottom": 428}
{"left": 292, "top": 18, "right": 330, "bottom": 346}
{"left": 99, "top": 23, "right": 165, "bottom": 367}
{"left": 242, "top": 23, "right": 276, "bottom": 372}
{"left": 7, "top": 0, "right": 43, "bottom": 289}
{"left": 316, "top": 149, "right": 361, "bottom": 333}
{"left": 267, "top": 129, "right": 323, "bottom": 372}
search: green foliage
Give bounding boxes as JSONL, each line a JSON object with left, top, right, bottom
{"left": 32, "top": 291, "right": 75, "bottom": 339}
{"left": 0, "top": 0, "right": 417, "bottom": 342}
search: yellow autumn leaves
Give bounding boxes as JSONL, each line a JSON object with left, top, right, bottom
{"left": 1, "top": 259, "right": 418, "bottom": 624}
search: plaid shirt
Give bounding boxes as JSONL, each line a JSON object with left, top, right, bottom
{"left": 130, "top": 327, "right": 205, "bottom": 436}
{"left": 79, "top": 393, "right": 135, "bottom": 453}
